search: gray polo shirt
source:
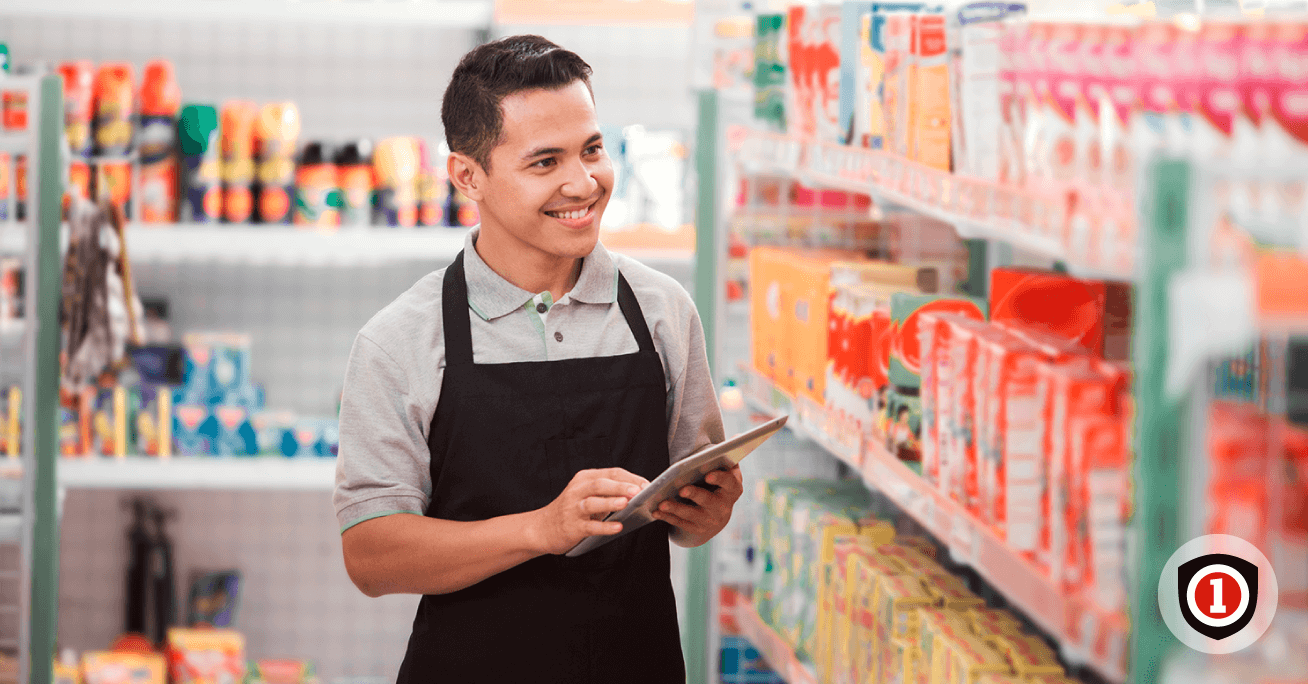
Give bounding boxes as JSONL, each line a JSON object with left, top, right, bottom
{"left": 333, "top": 228, "right": 725, "bottom": 532}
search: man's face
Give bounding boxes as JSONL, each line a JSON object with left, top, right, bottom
{"left": 476, "top": 81, "right": 613, "bottom": 261}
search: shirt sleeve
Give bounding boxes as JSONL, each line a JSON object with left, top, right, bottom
{"left": 666, "top": 295, "right": 726, "bottom": 463}
{"left": 334, "top": 333, "right": 432, "bottom": 532}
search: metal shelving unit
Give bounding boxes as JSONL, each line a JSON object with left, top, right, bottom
{"left": 56, "top": 456, "right": 337, "bottom": 491}
{"left": 0, "top": 72, "right": 64, "bottom": 684}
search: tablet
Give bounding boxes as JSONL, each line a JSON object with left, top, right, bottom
{"left": 565, "top": 415, "right": 788, "bottom": 557}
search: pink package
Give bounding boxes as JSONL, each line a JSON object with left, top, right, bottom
{"left": 998, "top": 21, "right": 1029, "bottom": 187}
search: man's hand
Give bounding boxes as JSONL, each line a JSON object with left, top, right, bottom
{"left": 530, "top": 468, "right": 649, "bottom": 555}
{"left": 652, "top": 465, "right": 743, "bottom": 548}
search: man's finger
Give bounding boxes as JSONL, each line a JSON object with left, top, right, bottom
{"left": 659, "top": 499, "right": 707, "bottom": 521}
{"left": 581, "top": 478, "right": 642, "bottom": 499}
{"left": 579, "top": 496, "right": 631, "bottom": 515}
{"left": 678, "top": 485, "right": 711, "bottom": 506}
{"left": 585, "top": 519, "right": 624, "bottom": 536}
{"left": 596, "top": 468, "right": 648, "bottom": 487}
{"left": 653, "top": 509, "right": 696, "bottom": 532}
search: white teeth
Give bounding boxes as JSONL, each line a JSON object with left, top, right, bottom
{"left": 549, "top": 206, "right": 589, "bottom": 220}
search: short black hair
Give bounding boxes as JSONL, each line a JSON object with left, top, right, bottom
{"left": 441, "top": 35, "right": 594, "bottom": 172}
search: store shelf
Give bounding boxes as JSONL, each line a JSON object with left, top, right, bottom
{"left": 738, "top": 364, "right": 1128, "bottom": 684}
{"left": 57, "top": 456, "right": 337, "bottom": 491}
{"left": 125, "top": 224, "right": 470, "bottom": 266}
{"left": 1, "top": 0, "right": 494, "bottom": 28}
{"left": 735, "top": 589, "right": 819, "bottom": 684}
{"left": 0, "top": 226, "right": 24, "bottom": 256}
{"left": 731, "top": 128, "right": 1135, "bottom": 281}
{"left": 0, "top": 132, "right": 33, "bottom": 154}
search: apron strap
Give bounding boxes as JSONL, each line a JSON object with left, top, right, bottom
{"left": 444, "top": 250, "right": 656, "bottom": 364}
{"left": 616, "top": 273, "right": 656, "bottom": 355}
{"left": 441, "top": 251, "right": 475, "bottom": 367}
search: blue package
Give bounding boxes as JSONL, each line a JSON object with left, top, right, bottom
{"left": 720, "top": 636, "right": 784, "bottom": 684}
{"left": 955, "top": 1, "right": 1025, "bottom": 25}
{"left": 173, "top": 403, "right": 213, "bottom": 456}
{"left": 251, "top": 410, "right": 296, "bottom": 456}
{"left": 181, "top": 333, "right": 253, "bottom": 404}
{"left": 211, "top": 405, "right": 257, "bottom": 456}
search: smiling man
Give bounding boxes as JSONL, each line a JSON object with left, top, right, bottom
{"left": 333, "top": 36, "right": 733, "bottom": 683}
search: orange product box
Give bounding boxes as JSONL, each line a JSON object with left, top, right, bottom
{"left": 989, "top": 268, "right": 1109, "bottom": 356}
{"left": 785, "top": 251, "right": 866, "bottom": 405}
{"left": 749, "top": 246, "right": 790, "bottom": 388}
{"left": 827, "top": 282, "right": 908, "bottom": 437}
{"left": 1036, "top": 359, "right": 1118, "bottom": 585}
{"left": 986, "top": 632, "right": 1063, "bottom": 677}
{"left": 82, "top": 652, "right": 166, "bottom": 684}
{"left": 165, "top": 627, "right": 246, "bottom": 684}
{"left": 977, "top": 330, "right": 1044, "bottom": 552}
{"left": 911, "top": 13, "right": 952, "bottom": 171}
{"left": 1073, "top": 405, "right": 1132, "bottom": 611}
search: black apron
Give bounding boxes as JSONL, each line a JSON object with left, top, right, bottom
{"left": 395, "top": 251, "right": 685, "bottom": 684}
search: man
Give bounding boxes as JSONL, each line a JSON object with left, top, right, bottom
{"left": 334, "top": 35, "right": 736, "bottom": 683}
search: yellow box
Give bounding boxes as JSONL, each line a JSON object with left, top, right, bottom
{"left": 921, "top": 570, "right": 985, "bottom": 611}
{"left": 82, "top": 652, "right": 166, "bottom": 684}
{"left": 874, "top": 574, "right": 935, "bottom": 684}
{"left": 810, "top": 513, "right": 894, "bottom": 664}
{"left": 832, "top": 545, "right": 904, "bottom": 684}
{"left": 985, "top": 633, "right": 1064, "bottom": 678}
{"left": 940, "top": 630, "right": 1012, "bottom": 684}
{"left": 965, "top": 608, "right": 1024, "bottom": 640}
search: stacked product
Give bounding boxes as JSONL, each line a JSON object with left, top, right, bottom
{"left": 755, "top": 477, "right": 1080, "bottom": 684}
{"left": 917, "top": 267, "right": 1132, "bottom": 618}
{"left": 54, "top": 333, "right": 338, "bottom": 460}
{"left": 63, "top": 629, "right": 320, "bottom": 684}
{"left": 747, "top": 245, "right": 976, "bottom": 465}
{"left": 35, "top": 55, "right": 468, "bottom": 228}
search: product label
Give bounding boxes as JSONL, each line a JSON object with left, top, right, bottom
{"left": 182, "top": 155, "right": 221, "bottom": 223}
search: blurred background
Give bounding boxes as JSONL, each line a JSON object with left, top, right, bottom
{"left": 2, "top": 0, "right": 1308, "bottom": 683}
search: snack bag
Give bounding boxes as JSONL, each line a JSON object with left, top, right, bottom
{"left": 245, "top": 659, "right": 319, "bottom": 684}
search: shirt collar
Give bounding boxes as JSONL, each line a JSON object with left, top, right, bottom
{"left": 463, "top": 227, "right": 619, "bottom": 321}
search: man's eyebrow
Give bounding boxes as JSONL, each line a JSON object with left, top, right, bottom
{"left": 521, "top": 134, "right": 604, "bottom": 161}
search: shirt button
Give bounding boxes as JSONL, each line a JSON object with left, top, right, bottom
{"left": 536, "top": 303, "right": 547, "bottom": 314}
{"left": 554, "top": 332, "right": 563, "bottom": 343}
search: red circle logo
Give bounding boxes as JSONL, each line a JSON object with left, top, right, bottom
{"left": 1194, "top": 570, "right": 1244, "bottom": 621}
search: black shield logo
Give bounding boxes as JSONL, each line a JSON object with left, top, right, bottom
{"left": 1177, "top": 553, "right": 1259, "bottom": 641}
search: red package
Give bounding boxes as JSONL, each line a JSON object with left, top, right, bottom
{"left": 976, "top": 329, "right": 1043, "bottom": 550}
{"left": 990, "top": 268, "right": 1108, "bottom": 354}
{"left": 940, "top": 315, "right": 990, "bottom": 509}
{"left": 917, "top": 311, "right": 949, "bottom": 489}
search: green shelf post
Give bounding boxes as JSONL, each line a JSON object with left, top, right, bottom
{"left": 686, "top": 88, "right": 721, "bottom": 684}
{"left": 30, "top": 74, "right": 64, "bottom": 684}
{"left": 1128, "top": 158, "right": 1192, "bottom": 684}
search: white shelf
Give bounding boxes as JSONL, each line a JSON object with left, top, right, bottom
{"left": 739, "top": 364, "right": 1128, "bottom": 684}
{"left": 125, "top": 224, "right": 470, "bottom": 266}
{"left": 58, "top": 456, "right": 337, "bottom": 491}
{"left": 1, "top": 0, "right": 494, "bottom": 27}
{"left": 0, "top": 132, "right": 33, "bottom": 154}
{"left": 733, "top": 129, "right": 1135, "bottom": 282}
{"left": 735, "top": 589, "right": 819, "bottom": 684}
{"left": 0, "top": 225, "right": 25, "bottom": 255}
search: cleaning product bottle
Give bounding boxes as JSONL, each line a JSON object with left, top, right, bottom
{"left": 178, "top": 104, "right": 221, "bottom": 223}
{"left": 254, "top": 101, "right": 300, "bottom": 225}
{"left": 58, "top": 61, "right": 94, "bottom": 158}
{"left": 93, "top": 62, "right": 134, "bottom": 156}
{"left": 335, "top": 139, "right": 374, "bottom": 228}
{"left": 373, "top": 137, "right": 418, "bottom": 227}
{"left": 294, "top": 141, "right": 340, "bottom": 229}
{"left": 416, "top": 140, "right": 445, "bottom": 227}
{"left": 220, "top": 101, "right": 258, "bottom": 223}
{"left": 138, "top": 60, "right": 182, "bottom": 223}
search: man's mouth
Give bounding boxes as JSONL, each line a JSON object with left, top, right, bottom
{"left": 544, "top": 202, "right": 595, "bottom": 220}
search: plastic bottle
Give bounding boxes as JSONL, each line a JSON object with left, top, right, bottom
{"left": 178, "top": 104, "right": 221, "bottom": 223}
{"left": 138, "top": 60, "right": 182, "bottom": 223}
{"left": 13, "top": 155, "right": 24, "bottom": 221}
{"left": 0, "top": 153, "right": 9, "bottom": 220}
{"left": 294, "top": 141, "right": 340, "bottom": 229}
{"left": 373, "top": 137, "right": 418, "bottom": 227}
{"left": 219, "top": 101, "right": 257, "bottom": 223}
{"left": 254, "top": 102, "right": 300, "bottom": 224}
{"left": 334, "top": 139, "right": 373, "bottom": 228}
{"left": 58, "top": 61, "right": 94, "bottom": 157}
{"left": 92, "top": 62, "right": 134, "bottom": 156}
{"left": 416, "top": 140, "right": 445, "bottom": 227}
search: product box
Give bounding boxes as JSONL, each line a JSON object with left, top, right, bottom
{"left": 921, "top": 568, "right": 985, "bottom": 610}
{"left": 172, "top": 403, "right": 212, "bottom": 456}
{"left": 165, "top": 627, "right": 246, "bottom": 684}
{"left": 134, "top": 385, "right": 174, "bottom": 458}
{"left": 839, "top": 3, "right": 876, "bottom": 144}
{"left": 181, "top": 332, "right": 253, "bottom": 405}
{"left": 54, "top": 658, "right": 82, "bottom": 684}
{"left": 721, "top": 635, "right": 785, "bottom": 684}
{"left": 986, "top": 632, "right": 1063, "bottom": 677}
{"left": 939, "top": 628, "right": 1012, "bottom": 684}
{"left": 882, "top": 11, "right": 917, "bottom": 157}
{"left": 874, "top": 573, "right": 934, "bottom": 684}
{"left": 245, "top": 659, "right": 320, "bottom": 684}
{"left": 755, "top": 14, "right": 789, "bottom": 131}
{"left": 1071, "top": 411, "right": 1131, "bottom": 612}
{"left": 827, "top": 282, "right": 905, "bottom": 435}
{"left": 0, "top": 385, "right": 18, "bottom": 457}
{"left": 786, "top": 4, "right": 843, "bottom": 142}
{"left": 976, "top": 331, "right": 1044, "bottom": 552}
{"left": 211, "top": 404, "right": 257, "bottom": 456}
{"left": 1036, "top": 359, "right": 1117, "bottom": 582}
{"left": 919, "top": 607, "right": 979, "bottom": 684}
{"left": 989, "top": 268, "right": 1108, "bottom": 355}
{"left": 82, "top": 652, "right": 166, "bottom": 684}
{"left": 939, "top": 315, "right": 991, "bottom": 508}
{"left": 952, "top": 3, "right": 1026, "bottom": 180}
{"left": 749, "top": 247, "right": 790, "bottom": 388}
{"left": 251, "top": 410, "right": 297, "bottom": 456}
{"left": 911, "top": 13, "right": 952, "bottom": 170}
{"left": 830, "top": 543, "right": 907, "bottom": 684}
{"left": 890, "top": 292, "right": 987, "bottom": 390}
{"left": 966, "top": 607, "right": 1024, "bottom": 639}
{"left": 90, "top": 385, "right": 132, "bottom": 458}
{"left": 883, "top": 387, "right": 922, "bottom": 461}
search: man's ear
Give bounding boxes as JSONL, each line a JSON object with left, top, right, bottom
{"left": 448, "top": 152, "right": 486, "bottom": 203}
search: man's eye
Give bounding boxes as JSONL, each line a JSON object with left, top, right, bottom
{"left": 585, "top": 145, "right": 603, "bottom": 156}
{"left": 533, "top": 158, "right": 556, "bottom": 168}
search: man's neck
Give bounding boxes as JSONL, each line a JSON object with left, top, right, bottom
{"left": 473, "top": 226, "right": 583, "bottom": 301}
